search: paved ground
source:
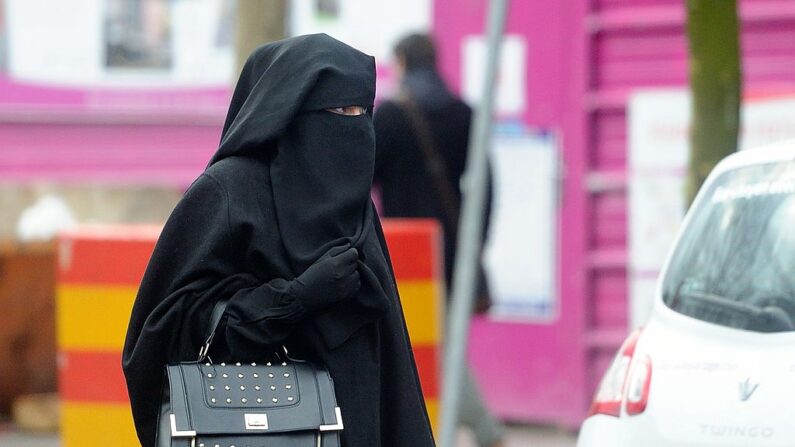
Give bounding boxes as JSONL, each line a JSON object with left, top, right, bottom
{"left": 459, "top": 424, "right": 577, "bottom": 447}
{"left": 0, "top": 431, "right": 58, "bottom": 447}
{"left": 0, "top": 424, "right": 578, "bottom": 447}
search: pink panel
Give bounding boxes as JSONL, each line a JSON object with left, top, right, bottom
{"left": 467, "top": 318, "right": 577, "bottom": 424}
{"left": 595, "top": 0, "right": 681, "bottom": 9}
{"left": 434, "top": 0, "right": 565, "bottom": 128}
{"left": 0, "top": 122, "right": 219, "bottom": 186}
{"left": 590, "top": 268, "right": 628, "bottom": 329}
{"left": 589, "top": 192, "right": 626, "bottom": 250}
{"left": 743, "top": 27, "right": 795, "bottom": 84}
{"left": 0, "top": 76, "right": 229, "bottom": 186}
{"left": 436, "top": 0, "right": 591, "bottom": 427}
{"left": 0, "top": 77, "right": 230, "bottom": 111}
{"left": 593, "top": 27, "right": 688, "bottom": 90}
{"left": 591, "top": 110, "right": 627, "bottom": 170}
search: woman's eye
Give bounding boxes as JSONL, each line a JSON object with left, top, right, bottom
{"left": 326, "top": 106, "right": 367, "bottom": 116}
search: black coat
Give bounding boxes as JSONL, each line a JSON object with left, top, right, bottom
{"left": 373, "top": 69, "right": 491, "bottom": 289}
{"left": 122, "top": 34, "right": 435, "bottom": 447}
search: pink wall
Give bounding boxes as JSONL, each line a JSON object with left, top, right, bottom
{"left": 0, "top": 77, "right": 228, "bottom": 186}
{"left": 434, "top": 0, "right": 795, "bottom": 427}
{"left": 434, "top": 0, "right": 591, "bottom": 427}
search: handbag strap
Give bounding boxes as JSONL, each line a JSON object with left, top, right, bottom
{"left": 197, "top": 297, "right": 295, "bottom": 362}
{"left": 197, "top": 298, "right": 230, "bottom": 361}
{"left": 397, "top": 93, "right": 461, "bottom": 232}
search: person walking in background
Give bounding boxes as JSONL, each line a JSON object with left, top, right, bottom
{"left": 373, "top": 33, "right": 505, "bottom": 447}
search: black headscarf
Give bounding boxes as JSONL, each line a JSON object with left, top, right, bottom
{"left": 210, "top": 33, "right": 375, "bottom": 163}
{"left": 212, "top": 33, "right": 390, "bottom": 348}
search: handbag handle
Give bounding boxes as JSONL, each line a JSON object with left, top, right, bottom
{"left": 197, "top": 298, "right": 230, "bottom": 361}
{"left": 197, "top": 297, "right": 294, "bottom": 363}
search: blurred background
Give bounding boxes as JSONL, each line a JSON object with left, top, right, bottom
{"left": 1, "top": 0, "right": 795, "bottom": 446}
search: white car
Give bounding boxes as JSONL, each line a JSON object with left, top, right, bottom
{"left": 578, "top": 141, "right": 795, "bottom": 447}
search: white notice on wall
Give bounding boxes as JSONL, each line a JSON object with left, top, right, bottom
{"left": 484, "top": 128, "right": 558, "bottom": 321}
{"left": 462, "top": 35, "right": 526, "bottom": 117}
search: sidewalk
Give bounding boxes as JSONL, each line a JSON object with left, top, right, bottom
{"left": 459, "top": 424, "right": 577, "bottom": 447}
{"left": 0, "top": 431, "right": 58, "bottom": 447}
{"left": 0, "top": 424, "right": 578, "bottom": 447}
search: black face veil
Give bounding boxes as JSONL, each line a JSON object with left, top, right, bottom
{"left": 211, "top": 33, "right": 391, "bottom": 348}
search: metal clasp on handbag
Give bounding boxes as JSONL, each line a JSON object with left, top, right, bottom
{"left": 197, "top": 341, "right": 212, "bottom": 361}
{"left": 244, "top": 413, "right": 269, "bottom": 430}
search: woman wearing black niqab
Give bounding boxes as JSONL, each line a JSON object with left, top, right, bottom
{"left": 122, "top": 34, "right": 436, "bottom": 447}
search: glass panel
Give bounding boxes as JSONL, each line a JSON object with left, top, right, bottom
{"left": 662, "top": 160, "right": 795, "bottom": 332}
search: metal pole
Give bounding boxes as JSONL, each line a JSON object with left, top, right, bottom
{"left": 439, "top": 0, "right": 509, "bottom": 446}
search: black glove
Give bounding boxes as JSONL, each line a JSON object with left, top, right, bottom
{"left": 289, "top": 247, "right": 361, "bottom": 312}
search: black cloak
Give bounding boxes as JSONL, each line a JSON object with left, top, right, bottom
{"left": 122, "top": 34, "right": 435, "bottom": 447}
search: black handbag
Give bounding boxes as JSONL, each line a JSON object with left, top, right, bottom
{"left": 156, "top": 298, "right": 343, "bottom": 447}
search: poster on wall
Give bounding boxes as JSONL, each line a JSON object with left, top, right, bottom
{"left": 104, "top": 0, "right": 173, "bottom": 71}
{"left": 4, "top": 0, "right": 235, "bottom": 87}
{"left": 484, "top": 127, "right": 558, "bottom": 321}
{"left": 628, "top": 90, "right": 795, "bottom": 328}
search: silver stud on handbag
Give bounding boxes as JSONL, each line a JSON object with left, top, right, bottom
{"left": 156, "top": 298, "right": 343, "bottom": 447}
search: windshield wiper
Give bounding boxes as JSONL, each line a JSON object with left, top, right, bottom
{"left": 681, "top": 291, "right": 795, "bottom": 332}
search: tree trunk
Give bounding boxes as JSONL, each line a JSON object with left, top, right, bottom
{"left": 686, "top": 0, "right": 742, "bottom": 202}
{"left": 235, "top": 0, "right": 287, "bottom": 74}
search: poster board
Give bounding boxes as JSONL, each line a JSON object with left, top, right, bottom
{"left": 1, "top": 0, "right": 234, "bottom": 118}
{"left": 5, "top": 0, "right": 234, "bottom": 87}
{"left": 484, "top": 127, "right": 559, "bottom": 321}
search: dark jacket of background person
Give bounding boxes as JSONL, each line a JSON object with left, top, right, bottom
{"left": 122, "top": 34, "right": 435, "bottom": 447}
{"left": 374, "top": 68, "right": 492, "bottom": 293}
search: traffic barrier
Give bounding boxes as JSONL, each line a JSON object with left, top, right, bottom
{"left": 57, "top": 220, "right": 443, "bottom": 446}
{"left": 380, "top": 219, "right": 444, "bottom": 434}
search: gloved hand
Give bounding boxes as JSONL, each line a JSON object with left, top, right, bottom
{"left": 289, "top": 247, "right": 361, "bottom": 312}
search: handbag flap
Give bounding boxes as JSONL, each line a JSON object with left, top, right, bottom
{"left": 167, "top": 361, "right": 340, "bottom": 436}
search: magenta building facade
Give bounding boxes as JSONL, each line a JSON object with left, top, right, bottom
{"left": 434, "top": 0, "right": 795, "bottom": 428}
{"left": 3, "top": 0, "right": 795, "bottom": 428}
{"left": 0, "top": 82, "right": 226, "bottom": 185}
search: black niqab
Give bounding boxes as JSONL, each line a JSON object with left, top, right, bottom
{"left": 123, "top": 34, "right": 435, "bottom": 447}
{"left": 211, "top": 33, "right": 376, "bottom": 163}
{"left": 213, "top": 33, "right": 391, "bottom": 349}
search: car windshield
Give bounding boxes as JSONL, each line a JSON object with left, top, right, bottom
{"left": 662, "top": 160, "right": 795, "bottom": 333}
